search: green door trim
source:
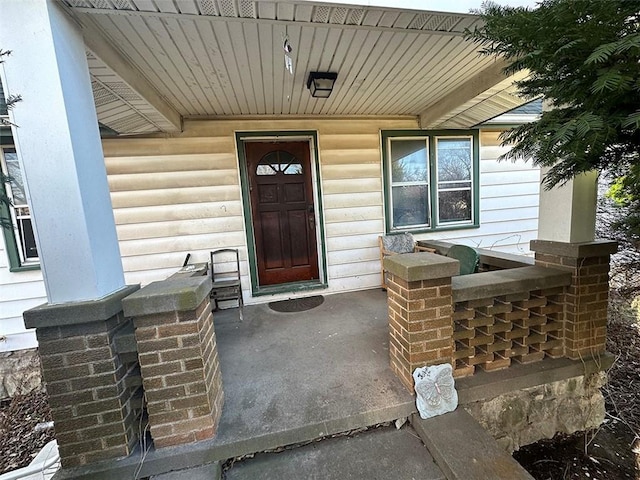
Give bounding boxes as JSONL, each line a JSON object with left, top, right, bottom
{"left": 236, "top": 131, "right": 328, "bottom": 297}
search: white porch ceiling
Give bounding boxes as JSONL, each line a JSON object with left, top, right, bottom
{"left": 61, "top": 0, "right": 528, "bottom": 134}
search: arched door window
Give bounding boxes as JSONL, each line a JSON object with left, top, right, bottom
{"left": 255, "top": 150, "right": 303, "bottom": 176}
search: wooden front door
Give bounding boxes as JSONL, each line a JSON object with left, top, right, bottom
{"left": 246, "top": 141, "right": 319, "bottom": 286}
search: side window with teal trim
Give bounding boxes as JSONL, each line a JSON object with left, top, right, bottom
{"left": 382, "top": 130, "right": 480, "bottom": 233}
{"left": 1, "top": 145, "right": 39, "bottom": 270}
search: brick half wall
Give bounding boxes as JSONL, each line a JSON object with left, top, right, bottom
{"left": 23, "top": 285, "right": 141, "bottom": 468}
{"left": 123, "top": 272, "right": 223, "bottom": 448}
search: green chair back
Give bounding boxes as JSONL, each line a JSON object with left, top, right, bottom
{"left": 446, "top": 245, "right": 479, "bottom": 275}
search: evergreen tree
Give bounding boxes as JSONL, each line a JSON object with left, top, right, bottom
{"left": 469, "top": 0, "right": 640, "bottom": 244}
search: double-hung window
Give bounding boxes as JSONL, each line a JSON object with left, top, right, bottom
{"left": 1, "top": 145, "right": 39, "bottom": 269}
{"left": 382, "top": 130, "right": 479, "bottom": 233}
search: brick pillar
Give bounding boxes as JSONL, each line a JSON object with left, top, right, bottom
{"left": 384, "top": 252, "right": 458, "bottom": 391}
{"left": 531, "top": 240, "right": 617, "bottom": 360}
{"left": 122, "top": 274, "right": 223, "bottom": 448}
{"left": 23, "top": 285, "right": 141, "bottom": 468}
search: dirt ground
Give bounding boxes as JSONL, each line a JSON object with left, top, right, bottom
{"left": 1, "top": 300, "right": 639, "bottom": 477}
{"left": 516, "top": 300, "right": 640, "bottom": 480}
{"left": 0, "top": 388, "right": 54, "bottom": 474}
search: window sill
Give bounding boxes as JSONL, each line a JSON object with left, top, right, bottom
{"left": 9, "top": 263, "right": 41, "bottom": 272}
{"left": 390, "top": 223, "right": 480, "bottom": 235}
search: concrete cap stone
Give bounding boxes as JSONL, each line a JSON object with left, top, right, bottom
{"left": 122, "top": 275, "right": 212, "bottom": 317}
{"left": 452, "top": 266, "right": 571, "bottom": 303}
{"left": 384, "top": 252, "right": 459, "bottom": 282}
{"left": 530, "top": 239, "right": 618, "bottom": 258}
{"left": 24, "top": 284, "right": 140, "bottom": 329}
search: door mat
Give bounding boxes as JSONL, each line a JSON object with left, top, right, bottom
{"left": 268, "top": 295, "right": 324, "bottom": 313}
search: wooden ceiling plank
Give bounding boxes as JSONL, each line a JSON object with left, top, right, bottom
{"left": 257, "top": 1, "right": 276, "bottom": 19}
{"left": 296, "top": 26, "right": 330, "bottom": 114}
{"left": 207, "top": 20, "right": 252, "bottom": 114}
{"left": 284, "top": 24, "right": 311, "bottom": 114}
{"left": 293, "top": 3, "right": 314, "bottom": 22}
{"left": 317, "top": 27, "right": 355, "bottom": 115}
{"left": 172, "top": 17, "right": 223, "bottom": 113}
{"left": 370, "top": 32, "right": 449, "bottom": 115}
{"left": 243, "top": 21, "right": 267, "bottom": 114}
{"left": 338, "top": 30, "right": 398, "bottom": 114}
{"left": 177, "top": 0, "right": 200, "bottom": 15}
{"left": 227, "top": 21, "right": 260, "bottom": 114}
{"left": 80, "top": 15, "right": 182, "bottom": 130}
{"left": 145, "top": 16, "right": 210, "bottom": 115}
{"left": 271, "top": 24, "right": 286, "bottom": 114}
{"left": 350, "top": 31, "right": 419, "bottom": 115}
{"left": 420, "top": 43, "right": 496, "bottom": 106}
{"left": 394, "top": 37, "right": 483, "bottom": 114}
{"left": 392, "top": 12, "right": 416, "bottom": 29}
{"left": 329, "top": 29, "right": 381, "bottom": 115}
{"left": 187, "top": 19, "right": 233, "bottom": 114}
{"left": 153, "top": 0, "right": 178, "bottom": 13}
{"left": 276, "top": 2, "right": 295, "bottom": 21}
{"left": 257, "top": 22, "right": 274, "bottom": 115}
{"left": 419, "top": 57, "right": 511, "bottom": 127}
{"left": 377, "top": 10, "right": 399, "bottom": 28}
{"left": 109, "top": 15, "right": 195, "bottom": 113}
{"left": 130, "top": 0, "right": 156, "bottom": 11}
{"left": 195, "top": 20, "right": 238, "bottom": 114}
{"left": 310, "top": 26, "right": 344, "bottom": 115}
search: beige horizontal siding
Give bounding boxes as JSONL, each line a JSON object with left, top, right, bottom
{"left": 97, "top": 118, "right": 541, "bottom": 302}
{"left": 103, "top": 117, "right": 416, "bottom": 301}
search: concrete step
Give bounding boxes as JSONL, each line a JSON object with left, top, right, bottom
{"left": 224, "top": 425, "right": 445, "bottom": 480}
{"left": 411, "top": 410, "right": 534, "bottom": 480}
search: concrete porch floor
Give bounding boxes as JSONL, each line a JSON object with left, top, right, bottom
{"left": 211, "top": 288, "right": 415, "bottom": 455}
{"left": 54, "top": 288, "right": 597, "bottom": 479}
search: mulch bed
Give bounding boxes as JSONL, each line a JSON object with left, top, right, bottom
{"left": 516, "top": 302, "right": 640, "bottom": 479}
{"left": 0, "top": 389, "right": 55, "bottom": 474}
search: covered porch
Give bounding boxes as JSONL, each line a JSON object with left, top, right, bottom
{"left": 49, "top": 286, "right": 608, "bottom": 479}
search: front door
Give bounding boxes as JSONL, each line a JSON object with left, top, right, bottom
{"left": 245, "top": 141, "right": 319, "bottom": 286}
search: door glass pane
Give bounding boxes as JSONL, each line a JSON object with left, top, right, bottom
{"left": 437, "top": 138, "right": 471, "bottom": 182}
{"left": 439, "top": 190, "right": 472, "bottom": 223}
{"left": 392, "top": 185, "right": 429, "bottom": 228}
{"left": 390, "top": 139, "right": 428, "bottom": 183}
{"left": 256, "top": 164, "right": 277, "bottom": 175}
{"left": 283, "top": 162, "right": 302, "bottom": 175}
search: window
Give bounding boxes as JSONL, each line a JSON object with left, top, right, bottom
{"left": 1, "top": 145, "right": 39, "bottom": 270}
{"left": 382, "top": 130, "right": 479, "bottom": 233}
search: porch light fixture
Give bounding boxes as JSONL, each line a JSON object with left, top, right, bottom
{"left": 306, "top": 72, "right": 337, "bottom": 98}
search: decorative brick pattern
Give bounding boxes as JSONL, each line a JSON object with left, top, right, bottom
{"left": 386, "top": 272, "right": 454, "bottom": 390}
{"left": 35, "top": 314, "right": 140, "bottom": 468}
{"left": 531, "top": 241, "right": 616, "bottom": 360}
{"left": 452, "top": 288, "right": 565, "bottom": 377}
{"left": 133, "top": 296, "right": 223, "bottom": 448}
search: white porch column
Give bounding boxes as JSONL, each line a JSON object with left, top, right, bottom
{"left": 0, "top": 0, "right": 125, "bottom": 303}
{"left": 537, "top": 168, "right": 598, "bottom": 243}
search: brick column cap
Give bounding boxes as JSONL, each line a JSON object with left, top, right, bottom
{"left": 530, "top": 239, "right": 618, "bottom": 258}
{"left": 384, "top": 252, "right": 459, "bottom": 282}
{"left": 123, "top": 275, "right": 212, "bottom": 317}
{"left": 24, "top": 284, "right": 140, "bottom": 329}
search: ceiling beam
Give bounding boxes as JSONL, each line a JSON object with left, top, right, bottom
{"left": 78, "top": 18, "right": 182, "bottom": 133}
{"left": 418, "top": 58, "right": 514, "bottom": 129}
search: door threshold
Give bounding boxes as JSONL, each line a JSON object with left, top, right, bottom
{"left": 252, "top": 280, "right": 328, "bottom": 297}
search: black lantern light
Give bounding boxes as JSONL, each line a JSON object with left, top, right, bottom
{"left": 306, "top": 72, "right": 337, "bottom": 98}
